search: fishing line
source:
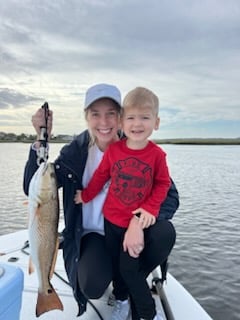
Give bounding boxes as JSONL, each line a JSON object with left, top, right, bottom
{"left": 0, "top": 246, "right": 25, "bottom": 256}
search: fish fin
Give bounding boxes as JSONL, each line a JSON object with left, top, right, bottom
{"left": 36, "top": 287, "right": 63, "bottom": 317}
{"left": 28, "top": 257, "right": 35, "bottom": 274}
{"left": 49, "top": 238, "right": 59, "bottom": 279}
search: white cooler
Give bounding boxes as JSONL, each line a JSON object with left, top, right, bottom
{"left": 0, "top": 264, "right": 24, "bottom": 320}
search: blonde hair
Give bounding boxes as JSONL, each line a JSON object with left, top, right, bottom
{"left": 122, "top": 87, "right": 159, "bottom": 116}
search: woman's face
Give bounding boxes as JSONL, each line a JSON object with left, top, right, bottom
{"left": 85, "top": 98, "right": 121, "bottom": 150}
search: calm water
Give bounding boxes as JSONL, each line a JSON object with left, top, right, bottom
{"left": 0, "top": 143, "right": 239, "bottom": 320}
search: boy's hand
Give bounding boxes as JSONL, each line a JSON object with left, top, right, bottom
{"left": 74, "top": 190, "right": 83, "bottom": 204}
{"left": 132, "top": 208, "right": 156, "bottom": 229}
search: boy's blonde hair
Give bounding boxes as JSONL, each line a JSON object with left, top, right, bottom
{"left": 122, "top": 87, "right": 159, "bottom": 116}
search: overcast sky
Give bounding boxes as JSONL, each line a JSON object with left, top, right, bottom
{"left": 0, "top": 0, "right": 239, "bottom": 138}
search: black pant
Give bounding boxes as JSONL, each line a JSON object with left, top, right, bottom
{"left": 104, "top": 219, "right": 176, "bottom": 320}
{"left": 77, "top": 232, "right": 113, "bottom": 299}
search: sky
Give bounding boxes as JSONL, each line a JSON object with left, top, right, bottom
{"left": 0, "top": 0, "right": 240, "bottom": 139}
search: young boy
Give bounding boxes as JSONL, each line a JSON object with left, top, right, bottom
{"left": 75, "top": 87, "right": 170, "bottom": 320}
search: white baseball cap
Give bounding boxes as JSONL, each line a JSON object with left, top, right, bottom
{"left": 84, "top": 83, "right": 121, "bottom": 109}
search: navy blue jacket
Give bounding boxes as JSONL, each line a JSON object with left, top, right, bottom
{"left": 23, "top": 130, "right": 179, "bottom": 309}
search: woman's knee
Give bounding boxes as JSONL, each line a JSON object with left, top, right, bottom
{"left": 77, "top": 232, "right": 113, "bottom": 298}
{"left": 78, "top": 271, "right": 111, "bottom": 299}
{"left": 148, "top": 220, "right": 176, "bottom": 247}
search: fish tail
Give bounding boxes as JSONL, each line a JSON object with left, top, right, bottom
{"left": 36, "top": 287, "right": 63, "bottom": 317}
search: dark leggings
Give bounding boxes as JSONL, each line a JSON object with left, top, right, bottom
{"left": 77, "top": 232, "right": 113, "bottom": 299}
{"left": 104, "top": 219, "right": 176, "bottom": 320}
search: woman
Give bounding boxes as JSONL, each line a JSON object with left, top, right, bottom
{"left": 23, "top": 83, "right": 178, "bottom": 319}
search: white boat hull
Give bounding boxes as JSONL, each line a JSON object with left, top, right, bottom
{"left": 0, "top": 229, "right": 212, "bottom": 320}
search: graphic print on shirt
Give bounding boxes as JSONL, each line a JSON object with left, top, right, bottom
{"left": 111, "top": 157, "right": 153, "bottom": 205}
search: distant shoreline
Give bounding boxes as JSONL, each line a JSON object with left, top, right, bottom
{"left": 153, "top": 138, "right": 240, "bottom": 145}
{"left": 1, "top": 138, "right": 240, "bottom": 145}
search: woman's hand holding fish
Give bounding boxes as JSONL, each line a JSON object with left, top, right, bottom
{"left": 32, "top": 108, "right": 53, "bottom": 140}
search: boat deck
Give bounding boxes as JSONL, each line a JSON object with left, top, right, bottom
{"left": 0, "top": 229, "right": 212, "bottom": 320}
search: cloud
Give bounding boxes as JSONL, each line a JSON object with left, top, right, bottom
{"left": 0, "top": 88, "right": 41, "bottom": 109}
{"left": 0, "top": 0, "right": 240, "bottom": 137}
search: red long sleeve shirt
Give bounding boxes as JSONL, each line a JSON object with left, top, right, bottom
{"left": 82, "top": 139, "right": 171, "bottom": 228}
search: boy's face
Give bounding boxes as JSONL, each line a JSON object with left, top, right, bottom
{"left": 121, "top": 106, "right": 160, "bottom": 143}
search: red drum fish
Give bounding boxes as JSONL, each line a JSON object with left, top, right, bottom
{"left": 28, "top": 162, "right": 63, "bottom": 317}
